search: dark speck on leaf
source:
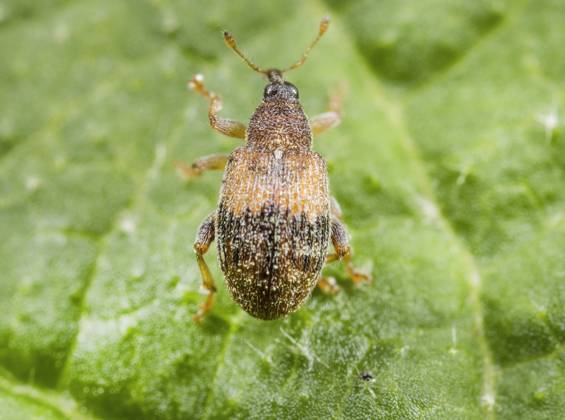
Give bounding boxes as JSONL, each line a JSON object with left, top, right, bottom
{"left": 360, "top": 371, "right": 374, "bottom": 381}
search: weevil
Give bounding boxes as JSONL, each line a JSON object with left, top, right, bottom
{"left": 177, "top": 17, "right": 371, "bottom": 321}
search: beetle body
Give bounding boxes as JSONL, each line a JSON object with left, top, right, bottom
{"left": 182, "top": 19, "right": 370, "bottom": 322}
{"left": 217, "top": 89, "right": 330, "bottom": 318}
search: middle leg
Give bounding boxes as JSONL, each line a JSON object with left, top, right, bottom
{"left": 175, "top": 153, "right": 229, "bottom": 181}
{"left": 310, "top": 87, "right": 343, "bottom": 137}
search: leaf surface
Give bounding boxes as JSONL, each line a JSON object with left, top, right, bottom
{"left": 1, "top": 0, "right": 564, "bottom": 418}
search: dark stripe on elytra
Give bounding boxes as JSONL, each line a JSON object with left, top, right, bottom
{"left": 216, "top": 202, "right": 330, "bottom": 319}
{"left": 217, "top": 202, "right": 329, "bottom": 274}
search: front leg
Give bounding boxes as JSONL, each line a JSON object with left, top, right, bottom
{"left": 310, "top": 87, "right": 343, "bottom": 137}
{"left": 175, "top": 153, "right": 229, "bottom": 181}
{"left": 193, "top": 212, "right": 217, "bottom": 322}
{"left": 189, "top": 74, "right": 246, "bottom": 139}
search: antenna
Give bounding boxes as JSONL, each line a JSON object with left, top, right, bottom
{"left": 223, "top": 17, "right": 330, "bottom": 78}
{"left": 282, "top": 16, "right": 330, "bottom": 73}
{"left": 223, "top": 31, "right": 267, "bottom": 76}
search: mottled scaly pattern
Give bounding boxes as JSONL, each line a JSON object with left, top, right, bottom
{"left": 217, "top": 203, "right": 329, "bottom": 319}
{"left": 246, "top": 100, "right": 312, "bottom": 152}
{"left": 220, "top": 148, "right": 328, "bottom": 216}
{"left": 213, "top": 93, "right": 332, "bottom": 319}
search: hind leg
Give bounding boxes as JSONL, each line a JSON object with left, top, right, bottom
{"left": 326, "top": 217, "right": 371, "bottom": 284}
{"left": 193, "top": 212, "right": 217, "bottom": 322}
{"left": 317, "top": 197, "right": 371, "bottom": 294}
{"left": 317, "top": 276, "right": 340, "bottom": 295}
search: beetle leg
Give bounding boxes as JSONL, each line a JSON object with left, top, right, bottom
{"left": 193, "top": 212, "right": 217, "bottom": 322}
{"left": 317, "top": 275, "right": 341, "bottom": 295}
{"left": 174, "top": 153, "right": 229, "bottom": 181}
{"left": 326, "top": 217, "right": 371, "bottom": 284}
{"left": 310, "top": 87, "right": 343, "bottom": 137}
{"left": 189, "top": 74, "right": 247, "bottom": 139}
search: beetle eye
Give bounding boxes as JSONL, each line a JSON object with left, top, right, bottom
{"left": 284, "top": 82, "right": 299, "bottom": 99}
{"left": 264, "top": 84, "right": 279, "bottom": 98}
{"left": 289, "top": 85, "right": 298, "bottom": 99}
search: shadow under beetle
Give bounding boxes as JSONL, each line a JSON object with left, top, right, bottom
{"left": 177, "top": 17, "right": 371, "bottom": 321}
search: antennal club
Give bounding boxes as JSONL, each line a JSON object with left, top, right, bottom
{"left": 223, "top": 31, "right": 267, "bottom": 75}
{"left": 282, "top": 16, "right": 330, "bottom": 73}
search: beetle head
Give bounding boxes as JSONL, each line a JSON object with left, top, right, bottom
{"left": 262, "top": 81, "right": 299, "bottom": 102}
{"left": 262, "top": 69, "right": 299, "bottom": 102}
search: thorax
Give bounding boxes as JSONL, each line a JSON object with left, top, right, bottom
{"left": 245, "top": 101, "right": 312, "bottom": 152}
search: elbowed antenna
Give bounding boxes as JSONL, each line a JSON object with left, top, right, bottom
{"left": 222, "top": 16, "right": 330, "bottom": 79}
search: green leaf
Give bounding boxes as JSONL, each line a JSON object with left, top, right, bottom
{"left": 1, "top": 0, "right": 564, "bottom": 418}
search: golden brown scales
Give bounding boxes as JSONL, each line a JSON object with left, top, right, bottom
{"left": 176, "top": 18, "right": 371, "bottom": 321}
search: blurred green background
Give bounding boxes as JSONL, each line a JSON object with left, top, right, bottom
{"left": 1, "top": 0, "right": 565, "bottom": 419}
